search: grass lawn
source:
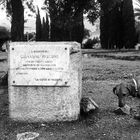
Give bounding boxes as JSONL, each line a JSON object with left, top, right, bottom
{"left": 0, "top": 50, "right": 140, "bottom": 140}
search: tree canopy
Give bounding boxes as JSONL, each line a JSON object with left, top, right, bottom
{"left": 43, "top": 0, "right": 99, "bottom": 43}
{"left": 1, "top": 0, "right": 99, "bottom": 42}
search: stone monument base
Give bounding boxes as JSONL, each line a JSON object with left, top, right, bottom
{"left": 8, "top": 42, "right": 82, "bottom": 122}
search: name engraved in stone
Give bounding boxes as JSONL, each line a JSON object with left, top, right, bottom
{"left": 10, "top": 43, "right": 70, "bottom": 86}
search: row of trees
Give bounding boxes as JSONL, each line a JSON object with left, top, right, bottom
{"left": 99, "top": 0, "right": 136, "bottom": 49}
{"left": 1, "top": 0, "right": 138, "bottom": 49}
{"left": 35, "top": 0, "right": 100, "bottom": 43}
{"left": 36, "top": 0, "right": 138, "bottom": 49}
{"left": 3, "top": 0, "right": 100, "bottom": 44}
{"left": 36, "top": 7, "right": 49, "bottom": 41}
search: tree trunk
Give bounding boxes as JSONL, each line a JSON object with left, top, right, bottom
{"left": 71, "top": 13, "right": 84, "bottom": 43}
{"left": 49, "top": 0, "right": 58, "bottom": 41}
{"left": 11, "top": 0, "right": 24, "bottom": 41}
{"left": 122, "top": 0, "right": 136, "bottom": 49}
{"left": 71, "top": 1, "right": 84, "bottom": 43}
{"left": 36, "top": 7, "right": 42, "bottom": 41}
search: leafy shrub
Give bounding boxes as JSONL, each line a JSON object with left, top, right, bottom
{"left": 83, "top": 37, "right": 99, "bottom": 49}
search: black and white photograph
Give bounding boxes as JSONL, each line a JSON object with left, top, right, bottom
{"left": 0, "top": 0, "right": 140, "bottom": 139}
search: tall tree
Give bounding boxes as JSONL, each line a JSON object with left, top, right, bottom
{"left": 99, "top": 0, "right": 136, "bottom": 49}
{"left": 9, "top": 0, "right": 24, "bottom": 41}
{"left": 70, "top": 0, "right": 85, "bottom": 43}
{"left": 44, "top": 0, "right": 99, "bottom": 43}
{"left": 99, "top": 0, "right": 118, "bottom": 49}
{"left": 36, "top": 7, "right": 42, "bottom": 41}
{"left": 45, "top": 13, "right": 49, "bottom": 41}
{"left": 134, "top": 0, "right": 140, "bottom": 43}
{"left": 99, "top": 0, "right": 109, "bottom": 49}
{"left": 47, "top": 0, "right": 58, "bottom": 41}
{"left": 122, "top": 0, "right": 136, "bottom": 48}
{"left": 41, "top": 15, "right": 49, "bottom": 41}
{"left": 5, "top": 0, "right": 36, "bottom": 41}
{"left": 41, "top": 17, "right": 46, "bottom": 41}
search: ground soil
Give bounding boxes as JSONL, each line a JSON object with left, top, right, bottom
{"left": 0, "top": 50, "right": 140, "bottom": 140}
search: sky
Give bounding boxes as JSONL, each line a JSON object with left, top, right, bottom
{"left": 0, "top": 5, "right": 9, "bottom": 28}
{"left": 0, "top": 0, "right": 138, "bottom": 33}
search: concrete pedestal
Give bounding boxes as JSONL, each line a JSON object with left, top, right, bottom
{"left": 8, "top": 42, "right": 82, "bottom": 122}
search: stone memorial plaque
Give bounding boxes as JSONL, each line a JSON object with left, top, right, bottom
{"left": 9, "top": 42, "right": 82, "bottom": 122}
{"left": 9, "top": 43, "right": 70, "bottom": 86}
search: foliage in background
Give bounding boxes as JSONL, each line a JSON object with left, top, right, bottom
{"left": 2, "top": 0, "right": 99, "bottom": 42}
{"left": 84, "top": 0, "right": 100, "bottom": 24}
{"left": 36, "top": 7, "right": 42, "bottom": 41}
{"left": 44, "top": 0, "right": 99, "bottom": 43}
{"left": 134, "top": 0, "right": 140, "bottom": 20}
{"left": 84, "top": 28, "right": 90, "bottom": 39}
{"left": 134, "top": 0, "right": 140, "bottom": 43}
{"left": 5, "top": 0, "right": 36, "bottom": 41}
{"left": 41, "top": 15, "right": 49, "bottom": 41}
{"left": 99, "top": 0, "right": 136, "bottom": 49}
{"left": 122, "top": 0, "right": 136, "bottom": 48}
{"left": 36, "top": 7, "right": 49, "bottom": 41}
{"left": 83, "top": 37, "right": 100, "bottom": 49}
{"left": 10, "top": 0, "right": 24, "bottom": 41}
